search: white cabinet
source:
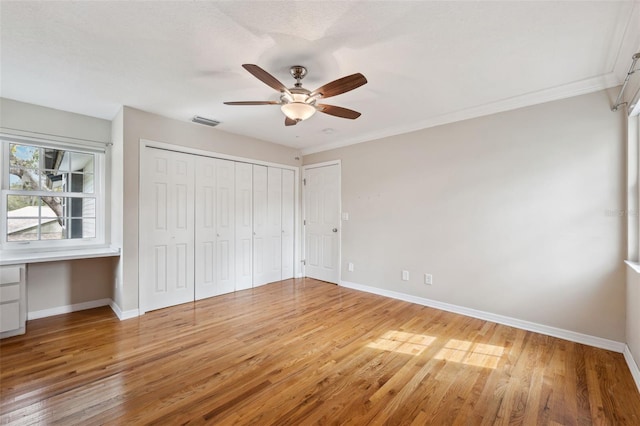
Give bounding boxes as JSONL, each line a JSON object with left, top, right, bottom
{"left": 0, "top": 264, "right": 26, "bottom": 338}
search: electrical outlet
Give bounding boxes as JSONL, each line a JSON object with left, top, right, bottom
{"left": 342, "top": 212, "right": 350, "bottom": 221}
{"left": 348, "top": 262, "right": 354, "bottom": 272}
{"left": 402, "top": 270, "right": 410, "bottom": 281}
{"left": 425, "top": 274, "right": 433, "bottom": 285}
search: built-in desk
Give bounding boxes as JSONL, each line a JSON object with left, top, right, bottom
{"left": 0, "top": 247, "right": 120, "bottom": 338}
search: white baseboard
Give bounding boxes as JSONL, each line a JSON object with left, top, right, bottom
{"left": 109, "top": 300, "right": 139, "bottom": 320}
{"left": 28, "top": 298, "right": 111, "bottom": 320}
{"left": 339, "top": 280, "right": 626, "bottom": 353}
{"left": 624, "top": 345, "right": 640, "bottom": 393}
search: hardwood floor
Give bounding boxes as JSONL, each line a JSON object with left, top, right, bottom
{"left": 1, "top": 278, "right": 639, "bottom": 425}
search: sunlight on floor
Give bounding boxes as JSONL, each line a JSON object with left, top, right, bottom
{"left": 434, "top": 339, "right": 504, "bottom": 369}
{"left": 366, "top": 330, "right": 436, "bottom": 355}
{"left": 367, "top": 331, "right": 505, "bottom": 369}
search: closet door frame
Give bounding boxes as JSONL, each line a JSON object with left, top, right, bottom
{"left": 138, "top": 139, "right": 301, "bottom": 316}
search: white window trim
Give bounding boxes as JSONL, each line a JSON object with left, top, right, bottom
{"left": 0, "top": 136, "right": 107, "bottom": 253}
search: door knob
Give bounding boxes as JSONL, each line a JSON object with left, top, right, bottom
{"left": 332, "top": 228, "right": 338, "bottom": 233}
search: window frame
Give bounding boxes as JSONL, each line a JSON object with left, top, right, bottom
{"left": 1, "top": 136, "right": 106, "bottom": 252}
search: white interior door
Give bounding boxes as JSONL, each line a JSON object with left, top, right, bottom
{"left": 235, "top": 162, "right": 253, "bottom": 291}
{"left": 253, "top": 165, "right": 269, "bottom": 287}
{"left": 304, "top": 163, "right": 340, "bottom": 284}
{"left": 215, "top": 159, "right": 235, "bottom": 295}
{"left": 281, "top": 169, "right": 295, "bottom": 280}
{"left": 266, "top": 167, "right": 283, "bottom": 284}
{"left": 141, "top": 148, "right": 195, "bottom": 311}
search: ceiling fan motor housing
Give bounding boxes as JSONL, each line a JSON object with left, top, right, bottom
{"left": 290, "top": 65, "right": 307, "bottom": 86}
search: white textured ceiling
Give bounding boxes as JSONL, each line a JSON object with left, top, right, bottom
{"left": 1, "top": 1, "right": 639, "bottom": 154}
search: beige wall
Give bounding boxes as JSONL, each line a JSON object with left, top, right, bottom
{"left": 305, "top": 89, "right": 626, "bottom": 341}
{"left": 27, "top": 258, "right": 115, "bottom": 313}
{"left": 627, "top": 114, "right": 640, "bottom": 370}
{"left": 1, "top": 98, "right": 111, "bottom": 143}
{"left": 110, "top": 108, "right": 125, "bottom": 309}
{"left": 1, "top": 98, "right": 115, "bottom": 313}
{"left": 118, "top": 107, "right": 302, "bottom": 312}
{"left": 627, "top": 266, "right": 640, "bottom": 369}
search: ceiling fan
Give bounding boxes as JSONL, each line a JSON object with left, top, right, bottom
{"left": 224, "top": 64, "right": 367, "bottom": 126}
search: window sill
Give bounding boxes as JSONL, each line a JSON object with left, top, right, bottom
{"left": 0, "top": 247, "right": 120, "bottom": 266}
{"left": 625, "top": 260, "right": 640, "bottom": 274}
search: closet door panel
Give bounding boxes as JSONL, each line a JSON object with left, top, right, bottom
{"left": 281, "top": 169, "right": 295, "bottom": 280}
{"left": 235, "top": 162, "right": 253, "bottom": 291}
{"left": 266, "top": 167, "right": 282, "bottom": 284}
{"left": 141, "top": 148, "right": 195, "bottom": 311}
{"left": 195, "top": 156, "right": 217, "bottom": 300}
{"left": 253, "top": 165, "right": 269, "bottom": 287}
{"left": 216, "top": 159, "right": 235, "bottom": 295}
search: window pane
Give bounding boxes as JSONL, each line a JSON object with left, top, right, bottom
{"left": 10, "top": 144, "right": 39, "bottom": 169}
{"left": 82, "top": 219, "right": 96, "bottom": 238}
{"left": 9, "top": 169, "right": 39, "bottom": 190}
{"left": 7, "top": 218, "right": 39, "bottom": 241}
{"left": 80, "top": 198, "right": 96, "bottom": 218}
{"left": 40, "top": 217, "right": 64, "bottom": 240}
{"left": 7, "top": 195, "right": 40, "bottom": 215}
{"left": 39, "top": 198, "right": 61, "bottom": 218}
{"left": 42, "top": 170, "right": 66, "bottom": 192}
{"left": 67, "top": 218, "right": 95, "bottom": 239}
{"left": 79, "top": 173, "right": 94, "bottom": 193}
{"left": 56, "top": 151, "right": 94, "bottom": 173}
{"left": 43, "top": 148, "right": 65, "bottom": 171}
{"left": 70, "top": 152, "right": 94, "bottom": 172}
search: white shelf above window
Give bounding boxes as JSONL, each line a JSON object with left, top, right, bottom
{"left": 0, "top": 246, "right": 120, "bottom": 266}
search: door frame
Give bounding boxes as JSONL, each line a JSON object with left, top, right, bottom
{"left": 302, "top": 160, "right": 342, "bottom": 284}
{"left": 138, "top": 139, "right": 301, "bottom": 315}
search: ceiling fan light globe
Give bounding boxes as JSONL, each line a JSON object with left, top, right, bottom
{"left": 281, "top": 102, "right": 316, "bottom": 121}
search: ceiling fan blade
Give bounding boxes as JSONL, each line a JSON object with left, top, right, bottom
{"left": 310, "top": 73, "right": 367, "bottom": 98}
{"left": 285, "top": 117, "right": 297, "bottom": 126}
{"left": 223, "top": 101, "right": 280, "bottom": 105}
{"left": 317, "top": 104, "right": 362, "bottom": 119}
{"left": 242, "top": 64, "right": 291, "bottom": 95}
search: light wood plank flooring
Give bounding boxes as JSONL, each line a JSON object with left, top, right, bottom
{"left": 1, "top": 278, "right": 639, "bottom": 425}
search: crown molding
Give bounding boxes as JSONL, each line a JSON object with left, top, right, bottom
{"left": 302, "top": 72, "right": 619, "bottom": 156}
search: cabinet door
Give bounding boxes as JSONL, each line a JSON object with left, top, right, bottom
{"left": 281, "top": 169, "right": 295, "bottom": 280}
{"left": 215, "top": 159, "right": 235, "bottom": 295}
{"left": 141, "top": 148, "right": 195, "bottom": 311}
{"left": 253, "top": 165, "right": 269, "bottom": 287}
{"left": 235, "top": 162, "right": 253, "bottom": 291}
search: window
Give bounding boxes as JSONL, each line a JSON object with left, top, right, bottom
{"left": 1, "top": 139, "right": 104, "bottom": 250}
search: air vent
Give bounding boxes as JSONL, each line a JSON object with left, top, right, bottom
{"left": 192, "top": 116, "right": 220, "bottom": 127}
